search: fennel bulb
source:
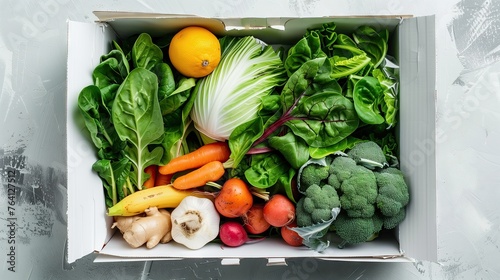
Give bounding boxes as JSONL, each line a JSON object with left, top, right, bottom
{"left": 190, "top": 36, "right": 286, "bottom": 141}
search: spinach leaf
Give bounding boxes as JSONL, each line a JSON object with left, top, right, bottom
{"left": 353, "top": 76, "right": 385, "bottom": 124}
{"left": 244, "top": 153, "right": 290, "bottom": 189}
{"left": 228, "top": 117, "right": 265, "bottom": 168}
{"left": 372, "top": 68, "right": 398, "bottom": 126}
{"left": 160, "top": 78, "right": 198, "bottom": 164}
{"left": 112, "top": 67, "right": 164, "bottom": 189}
{"left": 308, "top": 136, "right": 364, "bottom": 159}
{"left": 92, "top": 47, "right": 130, "bottom": 115}
{"left": 284, "top": 30, "right": 326, "bottom": 76}
{"left": 329, "top": 52, "right": 371, "bottom": 79}
{"left": 274, "top": 168, "right": 298, "bottom": 203}
{"left": 152, "top": 62, "right": 176, "bottom": 103}
{"left": 268, "top": 131, "right": 309, "bottom": 169}
{"left": 78, "top": 85, "right": 124, "bottom": 159}
{"left": 92, "top": 157, "right": 131, "bottom": 206}
{"left": 132, "top": 33, "right": 163, "bottom": 71}
{"left": 93, "top": 52, "right": 126, "bottom": 89}
{"left": 159, "top": 77, "right": 195, "bottom": 115}
{"left": 353, "top": 26, "right": 388, "bottom": 69}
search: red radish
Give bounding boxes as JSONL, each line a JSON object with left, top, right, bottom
{"left": 263, "top": 194, "right": 295, "bottom": 227}
{"left": 281, "top": 221, "right": 303, "bottom": 247}
{"left": 243, "top": 203, "right": 270, "bottom": 234}
{"left": 219, "top": 221, "right": 264, "bottom": 247}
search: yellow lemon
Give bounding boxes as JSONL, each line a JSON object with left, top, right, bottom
{"left": 168, "top": 26, "right": 221, "bottom": 78}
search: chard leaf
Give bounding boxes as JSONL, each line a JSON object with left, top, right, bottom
{"left": 281, "top": 57, "right": 325, "bottom": 111}
{"left": 112, "top": 68, "right": 164, "bottom": 189}
{"left": 286, "top": 91, "right": 359, "bottom": 147}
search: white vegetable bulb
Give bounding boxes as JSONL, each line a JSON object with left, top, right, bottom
{"left": 170, "top": 196, "right": 220, "bottom": 250}
{"left": 190, "top": 36, "right": 286, "bottom": 141}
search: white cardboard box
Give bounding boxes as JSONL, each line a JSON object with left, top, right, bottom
{"left": 66, "top": 12, "right": 437, "bottom": 265}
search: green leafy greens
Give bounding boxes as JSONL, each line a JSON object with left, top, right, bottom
{"left": 78, "top": 33, "right": 198, "bottom": 207}
{"left": 228, "top": 22, "right": 400, "bottom": 220}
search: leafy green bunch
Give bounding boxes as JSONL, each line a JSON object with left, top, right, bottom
{"left": 228, "top": 22, "right": 400, "bottom": 202}
{"left": 78, "top": 34, "right": 198, "bottom": 207}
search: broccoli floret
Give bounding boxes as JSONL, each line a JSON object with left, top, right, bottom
{"left": 332, "top": 211, "right": 383, "bottom": 248}
{"left": 381, "top": 208, "right": 406, "bottom": 230}
{"left": 328, "top": 156, "right": 378, "bottom": 218}
{"left": 300, "top": 163, "right": 330, "bottom": 188}
{"left": 296, "top": 184, "right": 340, "bottom": 227}
{"left": 375, "top": 167, "right": 410, "bottom": 217}
{"left": 346, "top": 141, "right": 388, "bottom": 169}
{"left": 328, "top": 156, "right": 358, "bottom": 183}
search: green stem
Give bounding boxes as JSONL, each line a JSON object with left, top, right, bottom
{"left": 111, "top": 170, "right": 117, "bottom": 206}
{"left": 126, "top": 177, "right": 135, "bottom": 194}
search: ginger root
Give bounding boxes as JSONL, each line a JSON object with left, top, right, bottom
{"left": 113, "top": 207, "right": 172, "bottom": 249}
{"left": 112, "top": 214, "right": 144, "bottom": 233}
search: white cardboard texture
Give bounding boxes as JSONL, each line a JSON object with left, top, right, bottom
{"left": 66, "top": 20, "right": 117, "bottom": 264}
{"left": 66, "top": 14, "right": 437, "bottom": 264}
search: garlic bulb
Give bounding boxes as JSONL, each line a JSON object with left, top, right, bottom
{"left": 170, "top": 196, "right": 220, "bottom": 250}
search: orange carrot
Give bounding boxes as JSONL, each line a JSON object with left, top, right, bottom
{"left": 143, "top": 165, "right": 158, "bottom": 189}
{"left": 158, "top": 142, "right": 230, "bottom": 175}
{"left": 155, "top": 172, "right": 173, "bottom": 187}
{"left": 172, "top": 161, "right": 225, "bottom": 190}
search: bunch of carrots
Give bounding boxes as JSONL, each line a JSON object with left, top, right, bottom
{"left": 144, "top": 141, "right": 230, "bottom": 190}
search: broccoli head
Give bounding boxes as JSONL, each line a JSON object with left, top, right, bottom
{"left": 375, "top": 167, "right": 410, "bottom": 217}
{"left": 346, "top": 141, "right": 388, "bottom": 169}
{"left": 328, "top": 156, "right": 378, "bottom": 218}
{"left": 332, "top": 211, "right": 383, "bottom": 248}
{"left": 381, "top": 208, "right": 406, "bottom": 230}
{"left": 296, "top": 184, "right": 340, "bottom": 227}
{"left": 300, "top": 163, "right": 330, "bottom": 189}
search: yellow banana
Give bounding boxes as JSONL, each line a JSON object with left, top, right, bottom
{"left": 107, "top": 184, "right": 213, "bottom": 216}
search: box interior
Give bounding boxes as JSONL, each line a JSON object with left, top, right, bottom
{"left": 66, "top": 13, "right": 437, "bottom": 264}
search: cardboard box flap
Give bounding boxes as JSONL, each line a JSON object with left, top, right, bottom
{"left": 93, "top": 11, "right": 227, "bottom": 38}
{"left": 397, "top": 15, "right": 438, "bottom": 262}
{"left": 66, "top": 20, "right": 118, "bottom": 263}
{"left": 97, "top": 233, "right": 403, "bottom": 260}
{"left": 92, "top": 11, "right": 406, "bottom": 45}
